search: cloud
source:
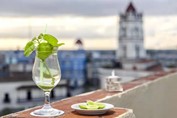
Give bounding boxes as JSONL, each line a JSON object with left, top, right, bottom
{"left": 0, "top": 0, "right": 176, "bottom": 17}
{"left": 0, "top": 22, "right": 116, "bottom": 39}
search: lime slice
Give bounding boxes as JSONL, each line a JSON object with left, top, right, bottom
{"left": 87, "top": 100, "right": 95, "bottom": 105}
{"left": 80, "top": 100, "right": 106, "bottom": 110}
{"left": 96, "top": 102, "right": 105, "bottom": 109}
{"left": 79, "top": 105, "right": 87, "bottom": 109}
{"left": 86, "top": 105, "right": 99, "bottom": 110}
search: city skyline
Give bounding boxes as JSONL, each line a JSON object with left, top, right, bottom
{"left": 0, "top": 0, "right": 176, "bottom": 50}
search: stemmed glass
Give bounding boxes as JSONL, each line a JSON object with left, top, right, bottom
{"left": 30, "top": 50, "right": 64, "bottom": 117}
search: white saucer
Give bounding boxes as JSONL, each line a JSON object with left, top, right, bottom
{"left": 71, "top": 102, "right": 114, "bottom": 115}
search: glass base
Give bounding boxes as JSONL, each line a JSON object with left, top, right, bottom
{"left": 30, "top": 108, "right": 64, "bottom": 117}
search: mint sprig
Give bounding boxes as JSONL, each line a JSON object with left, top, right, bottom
{"left": 24, "top": 33, "right": 64, "bottom": 59}
{"left": 24, "top": 33, "right": 64, "bottom": 86}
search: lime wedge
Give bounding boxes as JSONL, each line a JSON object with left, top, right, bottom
{"left": 79, "top": 100, "right": 106, "bottom": 110}
{"left": 87, "top": 100, "right": 95, "bottom": 105}
{"left": 79, "top": 105, "right": 87, "bottom": 109}
{"left": 86, "top": 105, "right": 99, "bottom": 110}
{"left": 96, "top": 102, "right": 105, "bottom": 109}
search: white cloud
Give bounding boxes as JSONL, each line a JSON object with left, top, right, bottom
{"left": 144, "top": 16, "right": 177, "bottom": 49}
{"left": 0, "top": 16, "right": 117, "bottom": 39}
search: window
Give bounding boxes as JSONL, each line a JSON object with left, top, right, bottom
{"left": 135, "top": 27, "right": 139, "bottom": 36}
{"left": 51, "top": 90, "right": 55, "bottom": 99}
{"left": 121, "top": 27, "right": 126, "bottom": 36}
{"left": 135, "top": 27, "right": 139, "bottom": 33}
{"left": 3, "top": 93, "right": 11, "bottom": 103}
{"left": 26, "top": 90, "right": 32, "bottom": 101}
{"left": 135, "top": 45, "right": 140, "bottom": 58}
{"left": 122, "top": 45, "right": 127, "bottom": 58}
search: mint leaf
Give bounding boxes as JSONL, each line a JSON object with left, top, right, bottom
{"left": 43, "top": 34, "right": 58, "bottom": 46}
{"left": 37, "top": 43, "right": 53, "bottom": 60}
{"left": 24, "top": 41, "right": 35, "bottom": 57}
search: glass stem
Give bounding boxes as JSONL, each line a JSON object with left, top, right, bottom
{"left": 43, "top": 92, "right": 52, "bottom": 109}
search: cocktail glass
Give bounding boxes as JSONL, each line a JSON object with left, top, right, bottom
{"left": 30, "top": 50, "right": 64, "bottom": 117}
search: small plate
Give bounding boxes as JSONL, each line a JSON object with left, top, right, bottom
{"left": 71, "top": 102, "right": 114, "bottom": 115}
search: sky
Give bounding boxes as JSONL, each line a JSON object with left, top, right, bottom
{"left": 0, "top": 0, "right": 176, "bottom": 50}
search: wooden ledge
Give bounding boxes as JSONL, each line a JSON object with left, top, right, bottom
{"left": 3, "top": 89, "right": 134, "bottom": 118}
{"left": 3, "top": 108, "right": 134, "bottom": 118}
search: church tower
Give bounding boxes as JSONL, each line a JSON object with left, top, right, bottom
{"left": 117, "top": 2, "right": 146, "bottom": 60}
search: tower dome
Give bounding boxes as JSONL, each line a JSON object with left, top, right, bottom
{"left": 126, "top": 2, "right": 136, "bottom": 13}
{"left": 75, "top": 38, "right": 83, "bottom": 50}
{"left": 75, "top": 38, "right": 83, "bottom": 45}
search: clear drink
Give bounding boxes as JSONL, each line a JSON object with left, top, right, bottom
{"left": 31, "top": 51, "right": 64, "bottom": 117}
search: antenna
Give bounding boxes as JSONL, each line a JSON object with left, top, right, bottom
{"left": 111, "top": 70, "right": 115, "bottom": 76}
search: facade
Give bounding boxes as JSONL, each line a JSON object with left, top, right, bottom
{"left": 59, "top": 39, "right": 87, "bottom": 87}
{"left": 1, "top": 46, "right": 87, "bottom": 87}
{"left": 117, "top": 2, "right": 146, "bottom": 60}
{"left": 147, "top": 50, "right": 177, "bottom": 67}
{"left": 87, "top": 50, "right": 116, "bottom": 79}
{"left": 59, "top": 50, "right": 87, "bottom": 87}
{"left": 0, "top": 78, "right": 67, "bottom": 111}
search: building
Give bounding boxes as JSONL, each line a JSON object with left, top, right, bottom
{"left": 0, "top": 71, "right": 68, "bottom": 111}
{"left": 86, "top": 50, "right": 116, "bottom": 79}
{"left": 59, "top": 39, "right": 87, "bottom": 87}
{"left": 117, "top": 2, "right": 146, "bottom": 60}
{"left": 116, "top": 2, "right": 161, "bottom": 71}
{"left": 147, "top": 50, "right": 177, "bottom": 67}
{"left": 98, "top": 2, "right": 163, "bottom": 89}
{"left": 59, "top": 50, "right": 86, "bottom": 87}
{"left": 75, "top": 38, "right": 84, "bottom": 50}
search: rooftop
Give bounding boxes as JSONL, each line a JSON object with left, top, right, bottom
{"left": 75, "top": 38, "right": 83, "bottom": 45}
{"left": 126, "top": 2, "right": 136, "bottom": 13}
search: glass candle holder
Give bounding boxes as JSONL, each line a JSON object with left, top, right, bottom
{"left": 105, "top": 70, "right": 123, "bottom": 92}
